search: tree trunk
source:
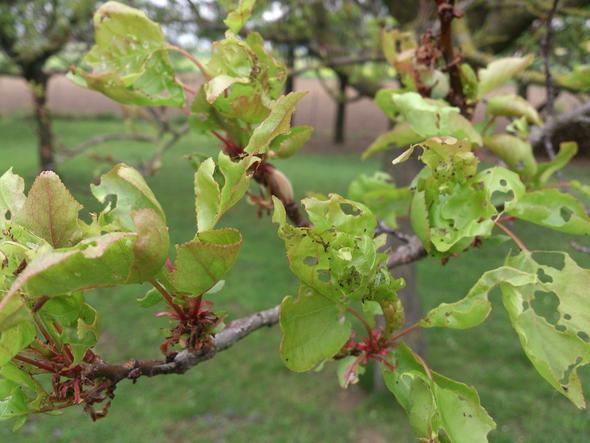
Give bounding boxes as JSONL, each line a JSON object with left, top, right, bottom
{"left": 29, "top": 75, "right": 56, "bottom": 171}
{"left": 285, "top": 44, "right": 296, "bottom": 95}
{"left": 333, "top": 72, "right": 348, "bottom": 145}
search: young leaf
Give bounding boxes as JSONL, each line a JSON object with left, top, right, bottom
{"left": 270, "top": 125, "right": 313, "bottom": 159}
{"left": 280, "top": 285, "right": 351, "bottom": 372}
{"left": 383, "top": 343, "right": 496, "bottom": 443}
{"left": 70, "top": 1, "right": 184, "bottom": 107}
{"left": 194, "top": 153, "right": 255, "bottom": 232}
{"left": 164, "top": 228, "right": 242, "bottom": 296}
{"left": 501, "top": 251, "right": 590, "bottom": 408}
{"left": 92, "top": 163, "right": 166, "bottom": 230}
{"left": 14, "top": 171, "right": 83, "bottom": 248}
{"left": 224, "top": 0, "right": 256, "bottom": 33}
{"left": 244, "top": 92, "right": 307, "bottom": 154}
{"left": 477, "top": 55, "right": 533, "bottom": 98}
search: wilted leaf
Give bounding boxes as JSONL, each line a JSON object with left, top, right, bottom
{"left": 224, "top": 0, "right": 256, "bottom": 33}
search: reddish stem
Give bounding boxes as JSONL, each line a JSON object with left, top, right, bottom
{"left": 495, "top": 220, "right": 530, "bottom": 252}
{"left": 150, "top": 280, "right": 186, "bottom": 321}
{"left": 14, "top": 354, "right": 55, "bottom": 372}
{"left": 389, "top": 321, "right": 421, "bottom": 343}
{"left": 167, "top": 44, "right": 211, "bottom": 81}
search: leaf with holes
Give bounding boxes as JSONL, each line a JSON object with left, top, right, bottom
{"left": 383, "top": 342, "right": 496, "bottom": 443}
{"left": 501, "top": 251, "right": 590, "bottom": 408}
{"left": 0, "top": 169, "right": 25, "bottom": 224}
{"left": 421, "top": 266, "right": 536, "bottom": 329}
{"left": 69, "top": 1, "right": 184, "bottom": 107}
{"left": 507, "top": 189, "right": 590, "bottom": 235}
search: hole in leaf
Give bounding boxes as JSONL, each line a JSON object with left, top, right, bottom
{"left": 560, "top": 206, "right": 573, "bottom": 222}
{"left": 564, "top": 313, "right": 572, "bottom": 320}
{"left": 318, "top": 270, "right": 331, "bottom": 282}
{"left": 560, "top": 357, "right": 582, "bottom": 385}
{"left": 5, "top": 210, "right": 11, "bottom": 220}
{"left": 304, "top": 256, "right": 318, "bottom": 266}
{"left": 341, "top": 204, "right": 360, "bottom": 216}
{"left": 499, "top": 179, "right": 507, "bottom": 187}
{"left": 578, "top": 331, "right": 589, "bottom": 342}
{"left": 531, "top": 252, "right": 565, "bottom": 270}
{"left": 531, "top": 290, "right": 560, "bottom": 325}
{"left": 536, "top": 268, "right": 553, "bottom": 284}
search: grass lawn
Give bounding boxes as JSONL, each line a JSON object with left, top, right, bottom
{"left": 0, "top": 116, "right": 589, "bottom": 443}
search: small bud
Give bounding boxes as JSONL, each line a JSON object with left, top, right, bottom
{"left": 266, "top": 167, "right": 294, "bottom": 204}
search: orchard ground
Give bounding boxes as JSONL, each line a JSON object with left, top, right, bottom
{"left": 0, "top": 116, "right": 589, "bottom": 443}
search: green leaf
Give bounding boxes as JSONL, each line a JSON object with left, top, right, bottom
{"left": 280, "top": 285, "right": 351, "bottom": 372}
{"left": 501, "top": 251, "right": 590, "bottom": 408}
{"left": 383, "top": 343, "right": 496, "bottom": 442}
{"left": 348, "top": 172, "right": 411, "bottom": 228}
{"left": 560, "top": 64, "right": 590, "bottom": 92}
{"left": 483, "top": 134, "right": 537, "bottom": 180}
{"left": 92, "top": 163, "right": 166, "bottom": 230}
{"left": 477, "top": 55, "right": 533, "bottom": 98}
{"left": 0, "top": 322, "right": 36, "bottom": 368}
{"left": 137, "top": 287, "right": 162, "bottom": 308}
{"left": 421, "top": 266, "right": 536, "bottom": 329}
{"left": 533, "top": 142, "right": 578, "bottom": 187}
{"left": 0, "top": 169, "right": 25, "bottom": 223}
{"left": 14, "top": 171, "right": 83, "bottom": 248}
{"left": 507, "top": 189, "right": 590, "bottom": 235}
{"left": 362, "top": 123, "right": 422, "bottom": 159}
{"left": 387, "top": 93, "right": 482, "bottom": 146}
{"left": 244, "top": 92, "right": 307, "bottom": 154}
{"left": 204, "top": 74, "right": 248, "bottom": 103}
{"left": 486, "top": 94, "right": 543, "bottom": 126}
{"left": 224, "top": 0, "right": 256, "bottom": 33}
{"left": 164, "top": 228, "right": 242, "bottom": 296}
{"left": 70, "top": 1, "right": 184, "bottom": 107}
{"left": 270, "top": 125, "right": 313, "bottom": 159}
{"left": 194, "top": 153, "right": 255, "bottom": 232}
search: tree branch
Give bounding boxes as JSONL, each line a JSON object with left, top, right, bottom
{"left": 83, "top": 233, "right": 428, "bottom": 385}
{"left": 542, "top": 0, "right": 560, "bottom": 160}
{"left": 529, "top": 100, "right": 590, "bottom": 147}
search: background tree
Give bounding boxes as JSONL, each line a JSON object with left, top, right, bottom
{"left": 0, "top": 0, "right": 95, "bottom": 171}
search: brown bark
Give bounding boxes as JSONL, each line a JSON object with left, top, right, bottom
{"left": 333, "top": 72, "right": 348, "bottom": 144}
{"left": 29, "top": 75, "right": 56, "bottom": 171}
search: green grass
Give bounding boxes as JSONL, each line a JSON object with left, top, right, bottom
{"left": 0, "top": 116, "right": 590, "bottom": 442}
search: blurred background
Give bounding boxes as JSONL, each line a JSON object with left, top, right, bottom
{"left": 1, "top": 0, "right": 590, "bottom": 442}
